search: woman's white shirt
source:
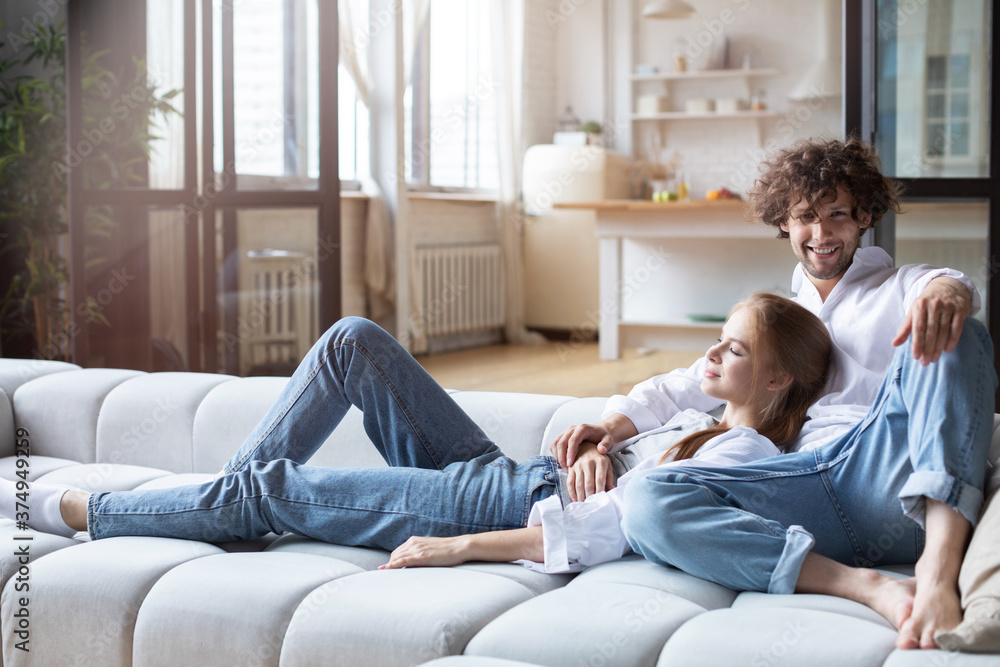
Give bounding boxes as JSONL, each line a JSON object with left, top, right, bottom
{"left": 517, "top": 410, "right": 779, "bottom": 574}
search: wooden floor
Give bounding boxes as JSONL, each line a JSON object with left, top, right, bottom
{"left": 417, "top": 341, "right": 702, "bottom": 398}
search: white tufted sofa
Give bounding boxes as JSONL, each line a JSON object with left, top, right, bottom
{"left": 1, "top": 358, "right": 998, "bottom": 667}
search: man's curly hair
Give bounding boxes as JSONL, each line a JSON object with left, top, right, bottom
{"left": 747, "top": 136, "right": 903, "bottom": 239}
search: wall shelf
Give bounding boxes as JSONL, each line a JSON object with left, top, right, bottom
{"left": 631, "top": 68, "right": 779, "bottom": 147}
{"left": 631, "top": 110, "right": 780, "bottom": 121}
{"left": 630, "top": 67, "right": 778, "bottom": 82}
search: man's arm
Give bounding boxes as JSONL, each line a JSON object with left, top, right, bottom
{"left": 550, "top": 413, "right": 638, "bottom": 468}
{"left": 892, "top": 277, "right": 972, "bottom": 366}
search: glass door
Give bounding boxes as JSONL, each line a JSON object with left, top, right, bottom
{"left": 848, "top": 0, "right": 997, "bottom": 341}
{"left": 65, "top": 0, "right": 341, "bottom": 374}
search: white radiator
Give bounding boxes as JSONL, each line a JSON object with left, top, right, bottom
{"left": 414, "top": 244, "right": 505, "bottom": 338}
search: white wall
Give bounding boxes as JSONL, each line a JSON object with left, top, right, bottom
{"left": 552, "top": 0, "right": 607, "bottom": 130}
{"left": 523, "top": 0, "right": 561, "bottom": 153}
{"left": 544, "top": 0, "right": 845, "bottom": 197}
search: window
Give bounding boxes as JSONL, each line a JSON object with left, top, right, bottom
{"left": 337, "top": 0, "right": 370, "bottom": 185}
{"left": 339, "top": 64, "right": 370, "bottom": 185}
{"left": 925, "top": 51, "right": 973, "bottom": 160}
{"left": 220, "top": 0, "right": 368, "bottom": 188}
{"left": 405, "top": 0, "right": 498, "bottom": 190}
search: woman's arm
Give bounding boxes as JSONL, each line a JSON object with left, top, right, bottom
{"left": 380, "top": 527, "right": 544, "bottom": 569}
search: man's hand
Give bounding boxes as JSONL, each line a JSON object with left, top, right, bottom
{"left": 566, "top": 442, "right": 615, "bottom": 502}
{"left": 381, "top": 535, "right": 470, "bottom": 569}
{"left": 892, "top": 277, "right": 972, "bottom": 366}
{"left": 550, "top": 414, "right": 638, "bottom": 468}
{"left": 551, "top": 423, "right": 614, "bottom": 468}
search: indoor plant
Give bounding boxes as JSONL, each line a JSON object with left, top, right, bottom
{"left": 0, "top": 20, "right": 179, "bottom": 360}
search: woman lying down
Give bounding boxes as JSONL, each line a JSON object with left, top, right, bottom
{"left": 2, "top": 292, "right": 830, "bottom": 576}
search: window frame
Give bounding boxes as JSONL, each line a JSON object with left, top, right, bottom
{"left": 404, "top": 0, "right": 499, "bottom": 194}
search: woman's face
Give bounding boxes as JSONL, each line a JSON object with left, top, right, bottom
{"left": 701, "top": 307, "right": 762, "bottom": 405}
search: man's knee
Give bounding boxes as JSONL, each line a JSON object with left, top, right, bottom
{"left": 955, "top": 317, "right": 992, "bottom": 357}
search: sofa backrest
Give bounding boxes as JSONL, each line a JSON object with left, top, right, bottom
{"left": 4, "top": 359, "right": 1000, "bottom": 475}
{"left": 0, "top": 360, "right": 597, "bottom": 473}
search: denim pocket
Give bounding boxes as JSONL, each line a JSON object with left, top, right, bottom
{"left": 519, "top": 457, "right": 561, "bottom": 524}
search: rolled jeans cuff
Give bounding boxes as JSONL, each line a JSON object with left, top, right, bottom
{"left": 899, "top": 470, "right": 984, "bottom": 530}
{"left": 87, "top": 492, "right": 99, "bottom": 541}
{"left": 767, "top": 525, "right": 815, "bottom": 595}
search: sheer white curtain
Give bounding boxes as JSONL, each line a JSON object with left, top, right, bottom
{"left": 401, "top": 0, "right": 429, "bottom": 351}
{"left": 340, "top": 0, "right": 396, "bottom": 320}
{"left": 490, "top": 0, "right": 545, "bottom": 346}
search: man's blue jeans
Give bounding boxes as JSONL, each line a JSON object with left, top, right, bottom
{"left": 88, "top": 318, "right": 562, "bottom": 548}
{"left": 622, "top": 318, "right": 997, "bottom": 595}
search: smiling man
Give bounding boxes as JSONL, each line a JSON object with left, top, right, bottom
{"left": 553, "top": 137, "right": 996, "bottom": 650}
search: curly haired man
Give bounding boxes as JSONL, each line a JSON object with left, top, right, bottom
{"left": 553, "top": 136, "right": 995, "bottom": 650}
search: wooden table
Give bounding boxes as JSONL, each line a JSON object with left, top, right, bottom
{"left": 554, "top": 199, "right": 795, "bottom": 359}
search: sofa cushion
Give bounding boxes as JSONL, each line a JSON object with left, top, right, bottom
{"left": 0, "top": 358, "right": 80, "bottom": 396}
{"left": 464, "top": 557, "right": 725, "bottom": 667}
{"left": 657, "top": 607, "right": 898, "bottom": 666}
{"left": 0, "top": 360, "right": 78, "bottom": 461}
{"left": 134, "top": 472, "right": 215, "bottom": 490}
{"left": 97, "top": 372, "right": 236, "bottom": 473}
{"left": 280, "top": 569, "right": 536, "bottom": 666}
{"left": 36, "top": 462, "right": 174, "bottom": 492}
{"left": 193, "top": 376, "right": 293, "bottom": 472}
{"left": 0, "top": 454, "right": 78, "bottom": 483}
{"left": 265, "top": 534, "right": 391, "bottom": 570}
{"left": 539, "top": 397, "right": 609, "bottom": 457}
{"left": 192, "top": 376, "right": 388, "bottom": 472}
{"left": 1, "top": 536, "right": 223, "bottom": 665}
{"left": 132, "top": 552, "right": 364, "bottom": 666}
{"left": 465, "top": 579, "right": 705, "bottom": 666}
{"left": 570, "top": 554, "right": 737, "bottom": 611}
{"left": 732, "top": 590, "right": 893, "bottom": 628}
{"left": 881, "top": 649, "right": 1000, "bottom": 666}
{"left": 450, "top": 392, "right": 574, "bottom": 462}
{"left": 457, "top": 562, "right": 574, "bottom": 597}
{"left": 419, "top": 659, "right": 545, "bottom": 667}
{"left": 0, "top": 519, "right": 78, "bottom": 597}
{"left": 13, "top": 368, "right": 145, "bottom": 463}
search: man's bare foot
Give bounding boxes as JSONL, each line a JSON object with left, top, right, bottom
{"left": 895, "top": 579, "right": 963, "bottom": 650}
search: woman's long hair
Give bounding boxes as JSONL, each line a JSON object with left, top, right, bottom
{"left": 659, "top": 293, "right": 832, "bottom": 464}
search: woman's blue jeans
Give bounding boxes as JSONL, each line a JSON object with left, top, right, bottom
{"left": 622, "top": 318, "right": 997, "bottom": 595}
{"left": 88, "top": 318, "right": 561, "bottom": 548}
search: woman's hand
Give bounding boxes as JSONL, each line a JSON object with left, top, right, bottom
{"left": 380, "top": 528, "right": 545, "bottom": 569}
{"left": 566, "top": 442, "right": 615, "bottom": 502}
{"left": 381, "top": 535, "right": 472, "bottom": 569}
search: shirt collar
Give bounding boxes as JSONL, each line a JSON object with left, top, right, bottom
{"left": 791, "top": 246, "right": 893, "bottom": 306}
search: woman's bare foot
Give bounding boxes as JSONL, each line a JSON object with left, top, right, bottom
{"left": 895, "top": 578, "right": 963, "bottom": 649}
{"left": 861, "top": 572, "right": 917, "bottom": 631}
